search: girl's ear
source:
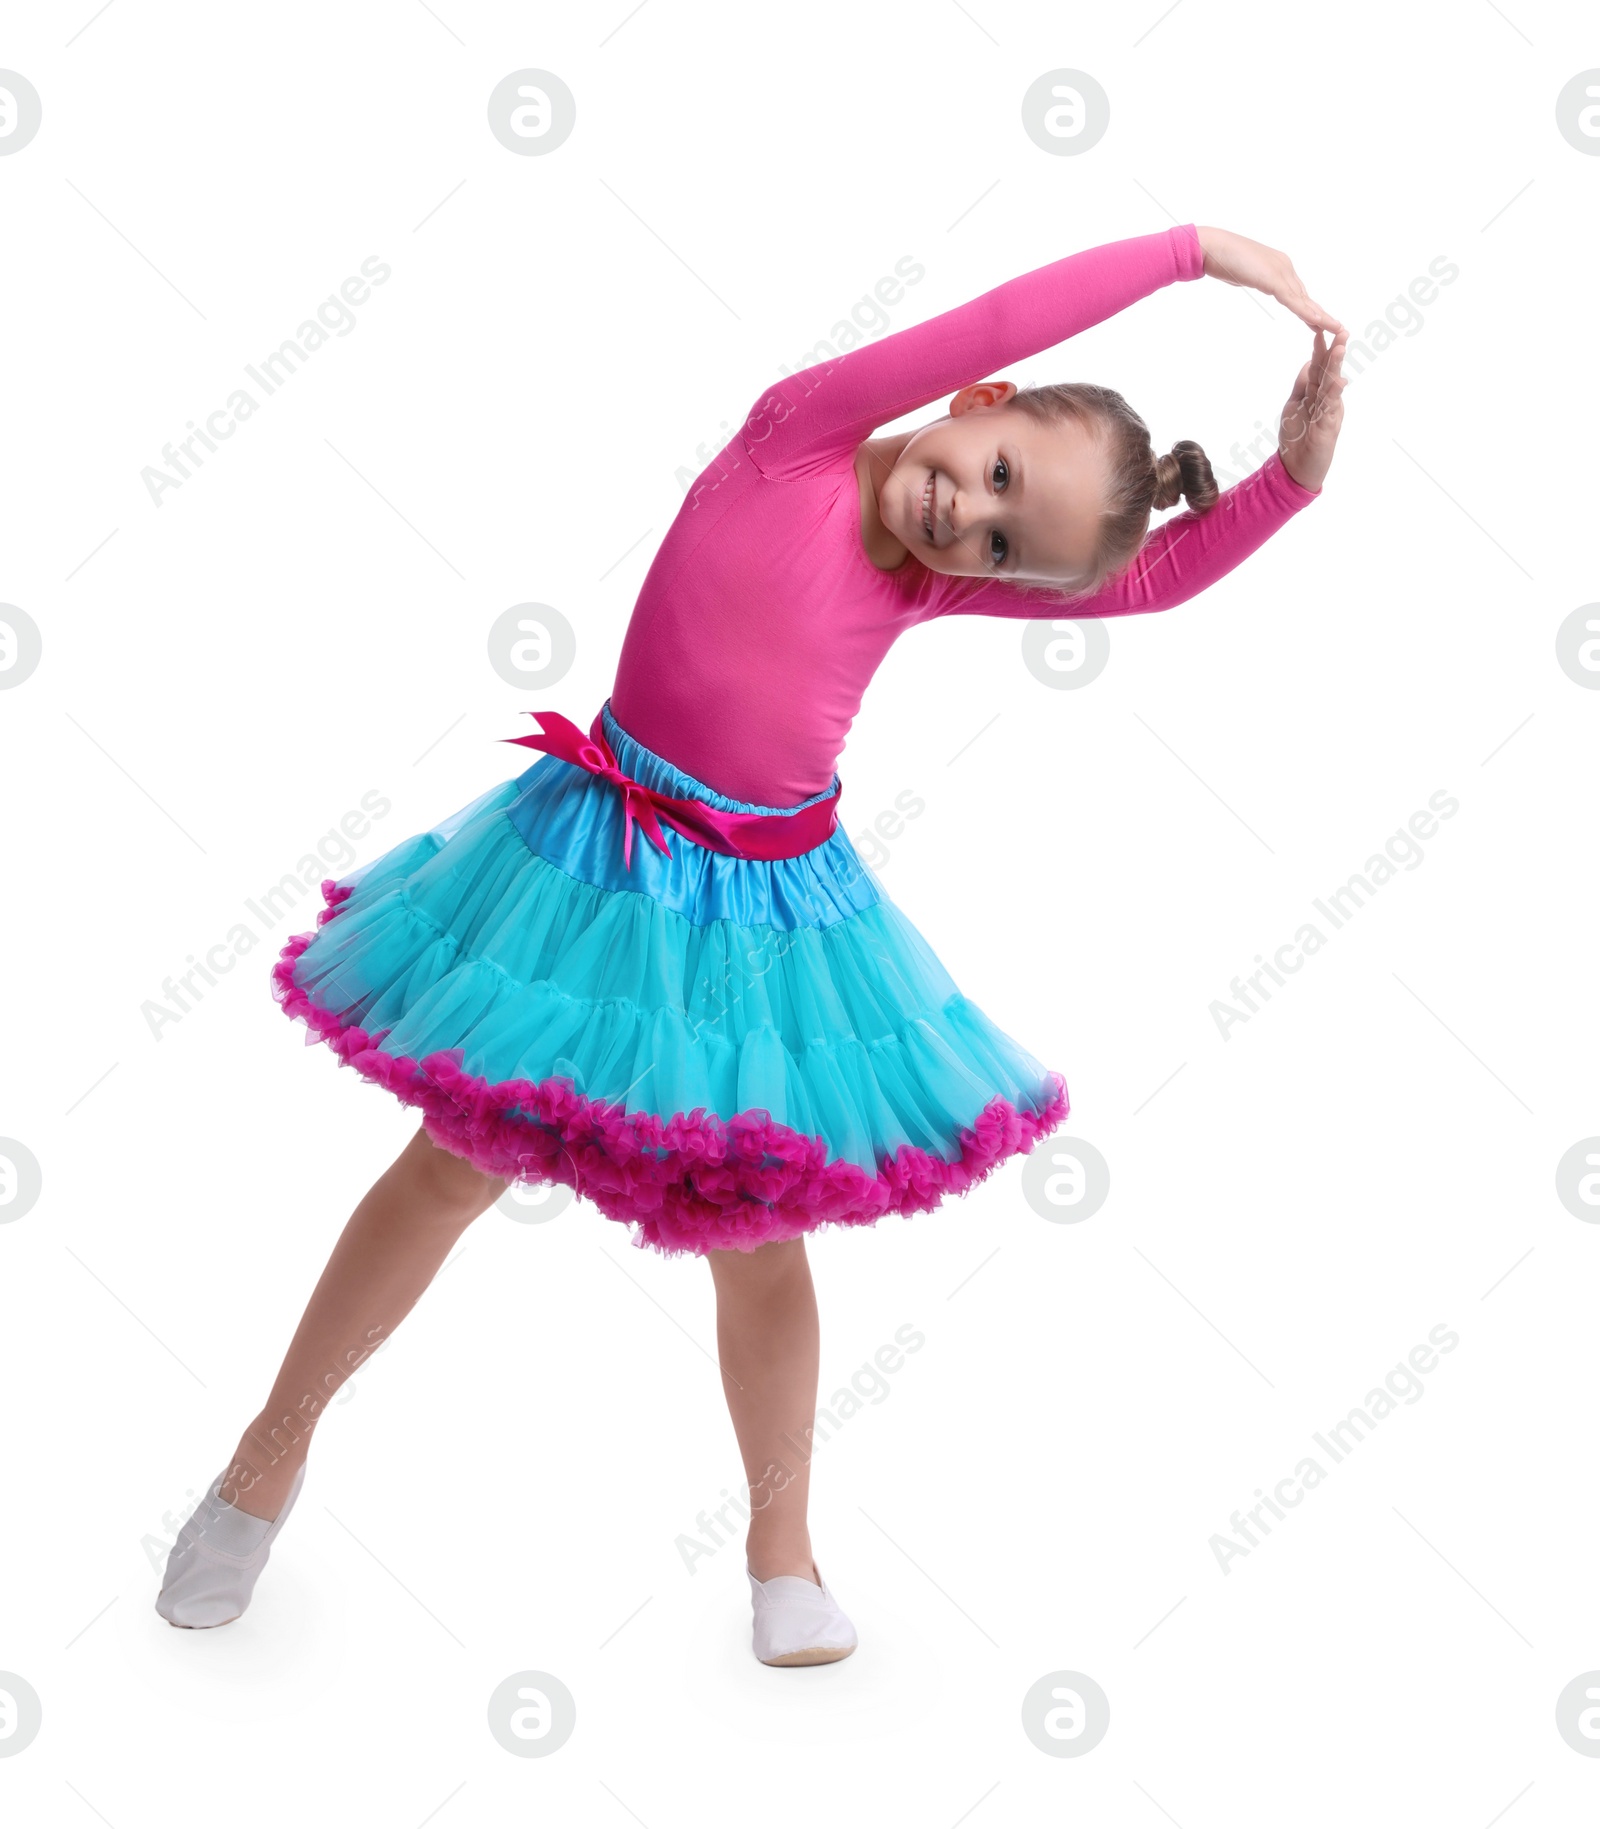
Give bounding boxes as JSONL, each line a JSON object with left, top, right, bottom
{"left": 949, "top": 379, "right": 1018, "bottom": 416}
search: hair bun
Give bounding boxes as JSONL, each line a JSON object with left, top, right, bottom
{"left": 1152, "top": 451, "right": 1182, "bottom": 512}
{"left": 1153, "top": 439, "right": 1219, "bottom": 514}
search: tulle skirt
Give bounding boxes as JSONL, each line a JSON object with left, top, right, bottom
{"left": 272, "top": 698, "right": 1068, "bottom": 1257}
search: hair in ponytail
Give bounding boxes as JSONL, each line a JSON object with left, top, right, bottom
{"left": 1008, "top": 381, "right": 1219, "bottom": 604}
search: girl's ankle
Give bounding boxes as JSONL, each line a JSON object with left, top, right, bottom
{"left": 221, "top": 1438, "right": 307, "bottom": 1516}
{"left": 746, "top": 1537, "right": 817, "bottom": 1583}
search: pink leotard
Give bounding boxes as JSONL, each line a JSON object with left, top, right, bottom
{"left": 609, "top": 222, "right": 1320, "bottom": 808}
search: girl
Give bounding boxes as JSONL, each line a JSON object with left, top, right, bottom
{"left": 156, "top": 221, "right": 1347, "bottom": 1665}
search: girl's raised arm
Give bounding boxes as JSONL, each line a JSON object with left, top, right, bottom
{"left": 924, "top": 446, "right": 1320, "bottom": 623}
{"left": 739, "top": 224, "right": 1205, "bottom": 480}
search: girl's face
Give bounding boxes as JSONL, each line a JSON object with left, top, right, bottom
{"left": 878, "top": 385, "right": 1107, "bottom": 585}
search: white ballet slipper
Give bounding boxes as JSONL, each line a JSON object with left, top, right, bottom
{"left": 747, "top": 1559, "right": 857, "bottom": 1666}
{"left": 155, "top": 1462, "right": 307, "bottom": 1629}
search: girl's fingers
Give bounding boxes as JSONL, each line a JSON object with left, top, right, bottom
{"left": 1318, "top": 331, "right": 1348, "bottom": 398}
{"left": 1312, "top": 347, "right": 1348, "bottom": 425}
{"left": 1287, "top": 357, "right": 1312, "bottom": 404}
{"left": 1284, "top": 276, "right": 1343, "bottom": 334}
{"left": 1287, "top": 319, "right": 1350, "bottom": 424}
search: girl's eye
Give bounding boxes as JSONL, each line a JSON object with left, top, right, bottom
{"left": 990, "top": 529, "right": 1008, "bottom": 565}
{"left": 992, "top": 457, "right": 1009, "bottom": 490}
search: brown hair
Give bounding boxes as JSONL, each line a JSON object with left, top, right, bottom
{"left": 1006, "top": 382, "right": 1219, "bottom": 605}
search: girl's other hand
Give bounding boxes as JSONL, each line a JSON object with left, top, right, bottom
{"left": 1195, "top": 225, "right": 1344, "bottom": 334}
{"left": 1277, "top": 327, "right": 1348, "bottom": 492}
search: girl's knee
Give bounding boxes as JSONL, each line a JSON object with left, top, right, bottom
{"left": 707, "top": 1233, "right": 807, "bottom": 1281}
{"left": 404, "top": 1127, "right": 506, "bottom": 1220}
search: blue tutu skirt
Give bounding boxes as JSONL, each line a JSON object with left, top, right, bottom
{"left": 273, "top": 698, "right": 1068, "bottom": 1257}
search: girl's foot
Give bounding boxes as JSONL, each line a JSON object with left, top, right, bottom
{"left": 747, "top": 1559, "right": 857, "bottom": 1667}
{"left": 154, "top": 1461, "right": 307, "bottom": 1629}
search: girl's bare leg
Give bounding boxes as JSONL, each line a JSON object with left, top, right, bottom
{"left": 218, "top": 1124, "right": 508, "bottom": 1520}
{"left": 706, "top": 1234, "right": 821, "bottom": 1582}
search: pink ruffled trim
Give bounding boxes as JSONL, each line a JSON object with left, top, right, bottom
{"left": 272, "top": 877, "right": 1070, "bottom": 1259}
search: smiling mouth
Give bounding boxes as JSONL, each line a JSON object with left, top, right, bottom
{"left": 921, "top": 471, "right": 935, "bottom": 543}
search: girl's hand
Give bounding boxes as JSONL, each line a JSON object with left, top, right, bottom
{"left": 1277, "top": 327, "right": 1348, "bottom": 492}
{"left": 1194, "top": 225, "right": 1343, "bottom": 334}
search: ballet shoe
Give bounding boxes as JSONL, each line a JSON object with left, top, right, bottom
{"left": 155, "top": 1461, "right": 307, "bottom": 1629}
{"left": 747, "top": 1558, "right": 857, "bottom": 1666}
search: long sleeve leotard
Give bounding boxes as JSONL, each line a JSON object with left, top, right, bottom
{"left": 608, "top": 222, "right": 1320, "bottom": 807}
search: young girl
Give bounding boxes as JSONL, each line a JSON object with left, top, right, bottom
{"left": 156, "top": 221, "right": 1346, "bottom": 1665}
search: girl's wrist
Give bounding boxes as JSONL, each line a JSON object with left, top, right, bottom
{"left": 1275, "top": 444, "right": 1324, "bottom": 496}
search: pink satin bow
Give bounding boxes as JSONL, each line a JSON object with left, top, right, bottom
{"left": 502, "top": 709, "right": 678, "bottom": 869}
{"left": 502, "top": 706, "right": 757, "bottom": 871}
{"left": 503, "top": 706, "right": 843, "bottom": 870}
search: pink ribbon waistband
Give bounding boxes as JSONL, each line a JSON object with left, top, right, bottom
{"left": 502, "top": 707, "right": 841, "bottom": 870}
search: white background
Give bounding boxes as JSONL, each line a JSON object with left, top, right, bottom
{"left": 2, "top": 0, "right": 1597, "bottom": 1821}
